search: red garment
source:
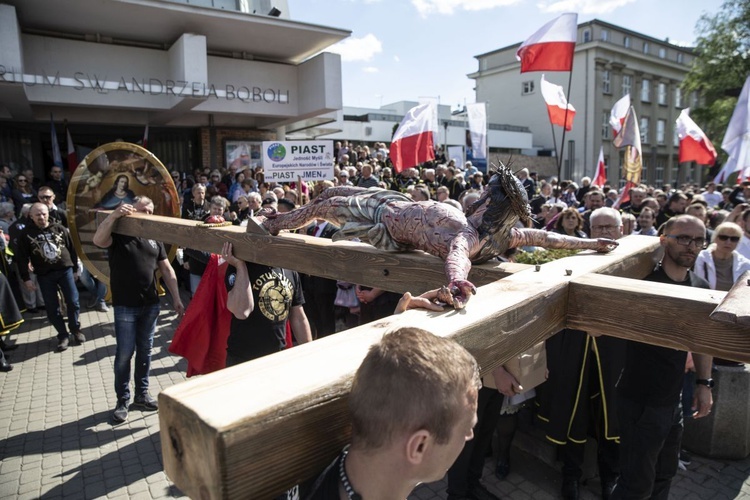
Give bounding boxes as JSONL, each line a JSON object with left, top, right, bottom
{"left": 169, "top": 254, "right": 232, "bottom": 376}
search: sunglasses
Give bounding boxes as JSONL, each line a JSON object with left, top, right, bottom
{"left": 717, "top": 234, "right": 740, "bottom": 243}
{"left": 17, "top": 179, "right": 27, "bottom": 183}
{"left": 39, "top": 195, "right": 53, "bottom": 200}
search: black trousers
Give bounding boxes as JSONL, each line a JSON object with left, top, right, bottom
{"left": 447, "top": 387, "right": 504, "bottom": 497}
{"left": 611, "top": 396, "right": 682, "bottom": 500}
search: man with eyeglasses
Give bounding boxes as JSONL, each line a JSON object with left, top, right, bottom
{"left": 540, "top": 207, "right": 626, "bottom": 500}
{"left": 611, "top": 215, "right": 712, "bottom": 500}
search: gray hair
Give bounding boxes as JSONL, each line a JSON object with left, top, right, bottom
{"left": 0, "top": 202, "right": 14, "bottom": 219}
{"left": 590, "top": 207, "right": 622, "bottom": 226}
{"left": 20, "top": 203, "right": 33, "bottom": 217}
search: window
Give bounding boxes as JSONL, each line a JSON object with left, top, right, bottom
{"left": 522, "top": 81, "right": 535, "bottom": 95}
{"left": 643, "top": 42, "right": 650, "bottom": 54}
{"left": 641, "top": 79, "right": 651, "bottom": 102}
{"left": 673, "top": 128, "right": 680, "bottom": 147}
{"left": 676, "top": 53, "right": 684, "bottom": 64}
{"left": 602, "top": 111, "right": 610, "bottom": 139}
{"left": 623, "top": 36, "right": 631, "bottom": 48}
{"left": 583, "top": 30, "right": 591, "bottom": 43}
{"left": 602, "top": 70, "right": 611, "bottom": 94}
{"left": 657, "top": 119, "right": 666, "bottom": 145}
{"left": 658, "top": 82, "right": 667, "bottom": 105}
{"left": 658, "top": 47, "right": 666, "bottom": 59}
{"left": 641, "top": 117, "right": 650, "bottom": 144}
{"left": 655, "top": 158, "right": 665, "bottom": 186}
{"left": 601, "top": 29, "right": 609, "bottom": 42}
{"left": 674, "top": 87, "right": 682, "bottom": 107}
{"left": 622, "top": 75, "right": 632, "bottom": 96}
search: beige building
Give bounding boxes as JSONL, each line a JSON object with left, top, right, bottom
{"left": 0, "top": 0, "right": 348, "bottom": 174}
{"left": 469, "top": 19, "right": 701, "bottom": 187}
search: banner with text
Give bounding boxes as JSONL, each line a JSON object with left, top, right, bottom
{"left": 262, "top": 140, "right": 335, "bottom": 182}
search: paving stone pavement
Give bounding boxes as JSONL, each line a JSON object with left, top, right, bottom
{"left": 2, "top": 292, "right": 750, "bottom": 499}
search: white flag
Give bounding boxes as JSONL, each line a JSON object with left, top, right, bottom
{"left": 466, "top": 103, "right": 487, "bottom": 160}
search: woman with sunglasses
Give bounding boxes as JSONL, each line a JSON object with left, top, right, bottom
{"left": 694, "top": 222, "right": 750, "bottom": 291}
{"left": 11, "top": 173, "right": 37, "bottom": 216}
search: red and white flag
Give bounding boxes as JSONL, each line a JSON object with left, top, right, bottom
{"left": 609, "top": 94, "right": 630, "bottom": 139}
{"left": 390, "top": 102, "right": 437, "bottom": 172}
{"left": 676, "top": 108, "right": 717, "bottom": 165}
{"left": 612, "top": 106, "right": 642, "bottom": 185}
{"left": 516, "top": 13, "right": 577, "bottom": 73}
{"left": 593, "top": 147, "right": 607, "bottom": 187}
{"left": 142, "top": 124, "right": 149, "bottom": 149}
{"left": 540, "top": 75, "right": 575, "bottom": 131}
{"left": 66, "top": 126, "right": 77, "bottom": 173}
{"left": 719, "top": 75, "right": 750, "bottom": 184}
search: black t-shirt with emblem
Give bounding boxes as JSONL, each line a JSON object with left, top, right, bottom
{"left": 225, "top": 262, "right": 304, "bottom": 361}
{"left": 109, "top": 233, "right": 167, "bottom": 307}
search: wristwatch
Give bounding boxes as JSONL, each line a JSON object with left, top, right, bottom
{"left": 696, "top": 378, "right": 715, "bottom": 388}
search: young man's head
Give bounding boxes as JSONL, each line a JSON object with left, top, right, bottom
{"left": 660, "top": 215, "right": 706, "bottom": 269}
{"left": 37, "top": 187, "right": 56, "bottom": 208}
{"left": 349, "top": 327, "right": 480, "bottom": 482}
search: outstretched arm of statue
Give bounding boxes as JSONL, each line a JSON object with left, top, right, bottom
{"left": 439, "top": 228, "right": 479, "bottom": 309}
{"left": 509, "top": 228, "right": 618, "bottom": 253}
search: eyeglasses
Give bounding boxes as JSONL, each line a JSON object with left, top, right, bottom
{"left": 591, "top": 224, "right": 620, "bottom": 233}
{"left": 39, "top": 195, "right": 53, "bottom": 200}
{"left": 717, "top": 234, "right": 740, "bottom": 243}
{"left": 665, "top": 235, "right": 706, "bottom": 248}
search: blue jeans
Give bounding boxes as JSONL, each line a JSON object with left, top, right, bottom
{"left": 113, "top": 304, "right": 160, "bottom": 403}
{"left": 37, "top": 268, "right": 80, "bottom": 340}
{"left": 80, "top": 267, "right": 106, "bottom": 304}
{"left": 611, "top": 396, "right": 683, "bottom": 500}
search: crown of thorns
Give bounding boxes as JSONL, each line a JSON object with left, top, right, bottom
{"left": 489, "top": 159, "right": 532, "bottom": 225}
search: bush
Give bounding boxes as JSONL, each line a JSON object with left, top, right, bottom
{"left": 514, "top": 248, "right": 580, "bottom": 265}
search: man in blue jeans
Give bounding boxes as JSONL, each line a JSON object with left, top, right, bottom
{"left": 94, "top": 196, "right": 184, "bottom": 424}
{"left": 16, "top": 202, "right": 82, "bottom": 352}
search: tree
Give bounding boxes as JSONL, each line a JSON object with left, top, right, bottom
{"left": 682, "top": 0, "right": 750, "bottom": 151}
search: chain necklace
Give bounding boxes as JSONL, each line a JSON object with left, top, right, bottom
{"left": 338, "top": 447, "right": 362, "bottom": 500}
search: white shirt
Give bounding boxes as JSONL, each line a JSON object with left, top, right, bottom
{"left": 702, "top": 191, "right": 722, "bottom": 208}
{"left": 738, "top": 235, "right": 750, "bottom": 260}
{"left": 314, "top": 221, "right": 328, "bottom": 238}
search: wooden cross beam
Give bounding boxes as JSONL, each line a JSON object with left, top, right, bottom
{"left": 99, "top": 214, "right": 750, "bottom": 499}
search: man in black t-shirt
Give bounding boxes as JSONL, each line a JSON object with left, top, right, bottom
{"left": 611, "top": 215, "right": 713, "bottom": 500}
{"left": 93, "top": 197, "right": 184, "bottom": 424}
{"left": 221, "top": 242, "right": 312, "bottom": 365}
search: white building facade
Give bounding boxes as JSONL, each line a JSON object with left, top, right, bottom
{"left": 470, "top": 19, "right": 700, "bottom": 186}
{"left": 0, "top": 0, "right": 348, "bottom": 174}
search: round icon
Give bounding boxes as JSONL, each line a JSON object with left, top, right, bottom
{"left": 267, "top": 143, "right": 286, "bottom": 162}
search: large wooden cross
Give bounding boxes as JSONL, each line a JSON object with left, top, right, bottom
{"left": 102, "top": 213, "right": 750, "bottom": 499}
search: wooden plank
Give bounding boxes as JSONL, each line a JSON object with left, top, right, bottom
{"left": 710, "top": 270, "right": 750, "bottom": 327}
{"left": 158, "top": 236, "right": 660, "bottom": 499}
{"left": 568, "top": 273, "right": 750, "bottom": 362}
{"left": 102, "top": 212, "right": 528, "bottom": 292}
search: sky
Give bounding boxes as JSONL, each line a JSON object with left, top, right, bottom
{"left": 288, "top": 0, "right": 724, "bottom": 111}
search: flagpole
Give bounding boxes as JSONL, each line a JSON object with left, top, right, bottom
{"left": 550, "top": 122, "right": 559, "bottom": 179}
{"left": 557, "top": 70, "right": 574, "bottom": 181}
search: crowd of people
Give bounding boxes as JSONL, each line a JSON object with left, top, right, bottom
{"left": 2, "top": 142, "right": 750, "bottom": 499}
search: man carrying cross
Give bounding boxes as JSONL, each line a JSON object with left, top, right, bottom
{"left": 611, "top": 214, "right": 713, "bottom": 499}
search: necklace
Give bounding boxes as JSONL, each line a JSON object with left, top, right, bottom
{"left": 338, "top": 447, "right": 362, "bottom": 500}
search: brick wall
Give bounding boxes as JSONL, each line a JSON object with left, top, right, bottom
{"left": 198, "top": 127, "right": 277, "bottom": 171}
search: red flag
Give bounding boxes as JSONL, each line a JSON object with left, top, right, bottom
{"left": 540, "top": 75, "right": 575, "bottom": 131}
{"left": 66, "top": 127, "right": 77, "bottom": 173}
{"left": 390, "top": 102, "right": 437, "bottom": 172}
{"left": 516, "top": 13, "right": 577, "bottom": 73}
{"left": 609, "top": 94, "right": 630, "bottom": 138}
{"left": 593, "top": 147, "right": 607, "bottom": 187}
{"left": 142, "top": 124, "right": 149, "bottom": 150}
{"left": 613, "top": 180, "right": 638, "bottom": 208}
{"left": 676, "top": 108, "right": 717, "bottom": 165}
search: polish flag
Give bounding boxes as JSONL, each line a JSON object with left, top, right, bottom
{"left": 676, "top": 108, "right": 717, "bottom": 165}
{"left": 720, "top": 75, "right": 750, "bottom": 184}
{"left": 142, "top": 124, "right": 149, "bottom": 150}
{"left": 609, "top": 94, "right": 630, "bottom": 139}
{"left": 390, "top": 102, "right": 437, "bottom": 172}
{"left": 540, "top": 75, "right": 575, "bottom": 131}
{"left": 66, "top": 127, "right": 78, "bottom": 173}
{"left": 592, "top": 147, "right": 607, "bottom": 187}
{"left": 516, "top": 13, "right": 578, "bottom": 73}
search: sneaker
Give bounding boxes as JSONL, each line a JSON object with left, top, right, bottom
{"left": 95, "top": 302, "right": 109, "bottom": 313}
{"left": 56, "top": 337, "right": 69, "bottom": 352}
{"left": 72, "top": 331, "right": 85, "bottom": 345}
{"left": 133, "top": 394, "right": 158, "bottom": 411}
{"left": 112, "top": 401, "right": 128, "bottom": 423}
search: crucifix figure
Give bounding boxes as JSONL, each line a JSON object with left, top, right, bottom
{"left": 257, "top": 165, "right": 618, "bottom": 308}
